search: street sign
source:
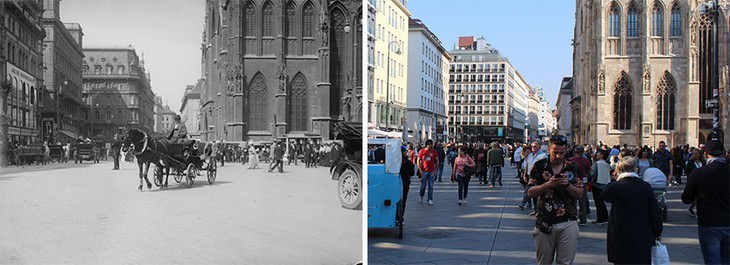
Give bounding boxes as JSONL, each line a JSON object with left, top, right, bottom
{"left": 705, "top": 99, "right": 719, "bottom": 109}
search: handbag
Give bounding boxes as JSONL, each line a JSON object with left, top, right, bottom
{"left": 651, "top": 240, "right": 670, "bottom": 265}
{"left": 464, "top": 165, "right": 476, "bottom": 176}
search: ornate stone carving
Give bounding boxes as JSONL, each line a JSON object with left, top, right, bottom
{"left": 277, "top": 56, "right": 288, "bottom": 93}
{"left": 643, "top": 66, "right": 651, "bottom": 94}
{"left": 597, "top": 69, "right": 605, "bottom": 94}
{"left": 319, "top": 0, "right": 329, "bottom": 46}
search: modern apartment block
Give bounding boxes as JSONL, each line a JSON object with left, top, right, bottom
{"left": 447, "top": 36, "right": 531, "bottom": 143}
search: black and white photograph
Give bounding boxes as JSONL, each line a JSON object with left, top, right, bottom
{"left": 0, "top": 0, "right": 363, "bottom": 264}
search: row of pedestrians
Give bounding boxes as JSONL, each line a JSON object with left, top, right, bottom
{"left": 398, "top": 136, "right": 729, "bottom": 264}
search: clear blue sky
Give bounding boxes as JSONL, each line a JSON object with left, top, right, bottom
{"left": 408, "top": 0, "right": 575, "bottom": 107}
{"left": 60, "top": 0, "right": 205, "bottom": 112}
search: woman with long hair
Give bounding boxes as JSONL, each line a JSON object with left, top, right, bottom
{"left": 451, "top": 148, "right": 475, "bottom": 205}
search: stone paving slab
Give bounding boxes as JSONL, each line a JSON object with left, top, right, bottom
{"left": 368, "top": 163, "right": 704, "bottom": 264}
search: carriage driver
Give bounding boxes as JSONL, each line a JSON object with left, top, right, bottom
{"left": 168, "top": 114, "right": 188, "bottom": 143}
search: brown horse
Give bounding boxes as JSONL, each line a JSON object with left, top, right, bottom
{"left": 121, "top": 128, "right": 169, "bottom": 191}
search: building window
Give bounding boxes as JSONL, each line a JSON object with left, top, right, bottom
{"left": 244, "top": 1, "right": 256, "bottom": 36}
{"left": 249, "top": 73, "right": 268, "bottom": 130}
{"left": 302, "top": 2, "right": 314, "bottom": 37}
{"left": 117, "top": 65, "right": 125, "bottom": 74}
{"left": 609, "top": 2, "right": 620, "bottom": 37}
{"left": 670, "top": 3, "right": 681, "bottom": 36}
{"left": 262, "top": 1, "right": 274, "bottom": 37}
{"left": 656, "top": 72, "right": 676, "bottom": 130}
{"left": 627, "top": 2, "right": 638, "bottom": 37}
{"left": 652, "top": 2, "right": 663, "bottom": 37}
{"left": 613, "top": 71, "right": 632, "bottom": 130}
{"left": 285, "top": 1, "right": 296, "bottom": 37}
{"left": 289, "top": 74, "right": 308, "bottom": 131}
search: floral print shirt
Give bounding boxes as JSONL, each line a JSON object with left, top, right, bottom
{"left": 528, "top": 158, "right": 582, "bottom": 233}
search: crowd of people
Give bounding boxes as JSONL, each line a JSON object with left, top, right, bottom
{"left": 384, "top": 136, "right": 729, "bottom": 265}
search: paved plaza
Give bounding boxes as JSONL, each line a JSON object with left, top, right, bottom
{"left": 368, "top": 163, "right": 703, "bottom": 264}
{"left": 0, "top": 160, "right": 361, "bottom": 265}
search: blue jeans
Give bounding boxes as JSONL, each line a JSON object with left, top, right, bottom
{"left": 489, "top": 166, "right": 502, "bottom": 185}
{"left": 457, "top": 174, "right": 471, "bottom": 200}
{"left": 419, "top": 171, "right": 435, "bottom": 201}
{"left": 698, "top": 226, "right": 730, "bottom": 265}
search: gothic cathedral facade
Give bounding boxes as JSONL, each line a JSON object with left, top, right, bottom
{"left": 200, "top": 0, "right": 362, "bottom": 142}
{"left": 572, "top": 0, "right": 729, "bottom": 148}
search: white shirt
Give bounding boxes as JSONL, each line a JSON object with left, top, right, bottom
{"left": 514, "top": 146, "right": 523, "bottom": 162}
{"left": 522, "top": 151, "right": 547, "bottom": 174}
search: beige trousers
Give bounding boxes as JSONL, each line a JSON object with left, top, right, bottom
{"left": 532, "top": 220, "right": 579, "bottom": 265}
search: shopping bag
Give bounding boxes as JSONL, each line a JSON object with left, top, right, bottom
{"left": 651, "top": 240, "right": 670, "bottom": 265}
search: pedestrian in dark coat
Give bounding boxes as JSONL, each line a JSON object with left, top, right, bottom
{"left": 474, "top": 144, "right": 488, "bottom": 184}
{"left": 681, "top": 140, "right": 729, "bottom": 265}
{"left": 603, "top": 157, "right": 663, "bottom": 264}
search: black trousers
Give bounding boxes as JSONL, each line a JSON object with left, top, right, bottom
{"left": 113, "top": 154, "right": 120, "bottom": 169}
{"left": 592, "top": 185, "right": 609, "bottom": 222}
{"left": 398, "top": 174, "right": 411, "bottom": 222}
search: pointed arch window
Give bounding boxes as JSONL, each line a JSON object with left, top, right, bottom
{"left": 656, "top": 72, "right": 676, "bottom": 130}
{"left": 609, "top": 3, "right": 620, "bottom": 37}
{"left": 652, "top": 2, "right": 664, "bottom": 36}
{"left": 670, "top": 3, "right": 682, "bottom": 36}
{"left": 289, "top": 73, "right": 308, "bottom": 131}
{"left": 285, "top": 1, "right": 296, "bottom": 37}
{"left": 249, "top": 74, "right": 268, "bottom": 131}
{"left": 627, "top": 2, "right": 639, "bottom": 37}
{"left": 243, "top": 1, "right": 255, "bottom": 36}
{"left": 262, "top": 2, "right": 274, "bottom": 37}
{"left": 613, "top": 72, "right": 633, "bottom": 130}
{"left": 698, "top": 13, "right": 713, "bottom": 113}
{"left": 302, "top": 2, "right": 314, "bottom": 37}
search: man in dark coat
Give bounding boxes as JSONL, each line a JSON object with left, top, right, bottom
{"left": 167, "top": 115, "right": 188, "bottom": 143}
{"left": 487, "top": 142, "right": 505, "bottom": 187}
{"left": 111, "top": 129, "right": 123, "bottom": 170}
{"left": 269, "top": 140, "right": 284, "bottom": 173}
{"left": 603, "top": 157, "right": 663, "bottom": 264}
{"left": 681, "top": 140, "right": 729, "bottom": 265}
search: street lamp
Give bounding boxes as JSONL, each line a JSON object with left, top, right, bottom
{"left": 385, "top": 41, "right": 401, "bottom": 131}
{"left": 699, "top": 1, "right": 723, "bottom": 144}
{"left": 56, "top": 80, "right": 68, "bottom": 142}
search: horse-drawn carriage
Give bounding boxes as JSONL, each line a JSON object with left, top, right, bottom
{"left": 153, "top": 140, "right": 217, "bottom": 188}
{"left": 75, "top": 143, "right": 99, "bottom": 164}
{"left": 12, "top": 145, "right": 45, "bottom": 165}
{"left": 48, "top": 144, "right": 67, "bottom": 163}
{"left": 122, "top": 128, "right": 217, "bottom": 191}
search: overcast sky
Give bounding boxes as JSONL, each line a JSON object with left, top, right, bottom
{"left": 408, "top": 0, "right": 576, "bottom": 107}
{"left": 61, "top": 0, "right": 205, "bottom": 112}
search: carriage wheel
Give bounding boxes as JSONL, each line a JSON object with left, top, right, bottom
{"left": 337, "top": 168, "right": 362, "bottom": 210}
{"left": 207, "top": 159, "right": 217, "bottom": 184}
{"left": 153, "top": 166, "right": 163, "bottom": 187}
{"left": 185, "top": 163, "right": 197, "bottom": 188}
{"left": 174, "top": 168, "right": 183, "bottom": 183}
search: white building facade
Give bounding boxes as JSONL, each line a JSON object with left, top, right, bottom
{"left": 405, "top": 18, "right": 451, "bottom": 143}
{"left": 368, "top": 0, "right": 411, "bottom": 132}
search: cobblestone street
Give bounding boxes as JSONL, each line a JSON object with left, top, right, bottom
{"left": 0, "top": 160, "right": 361, "bottom": 264}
